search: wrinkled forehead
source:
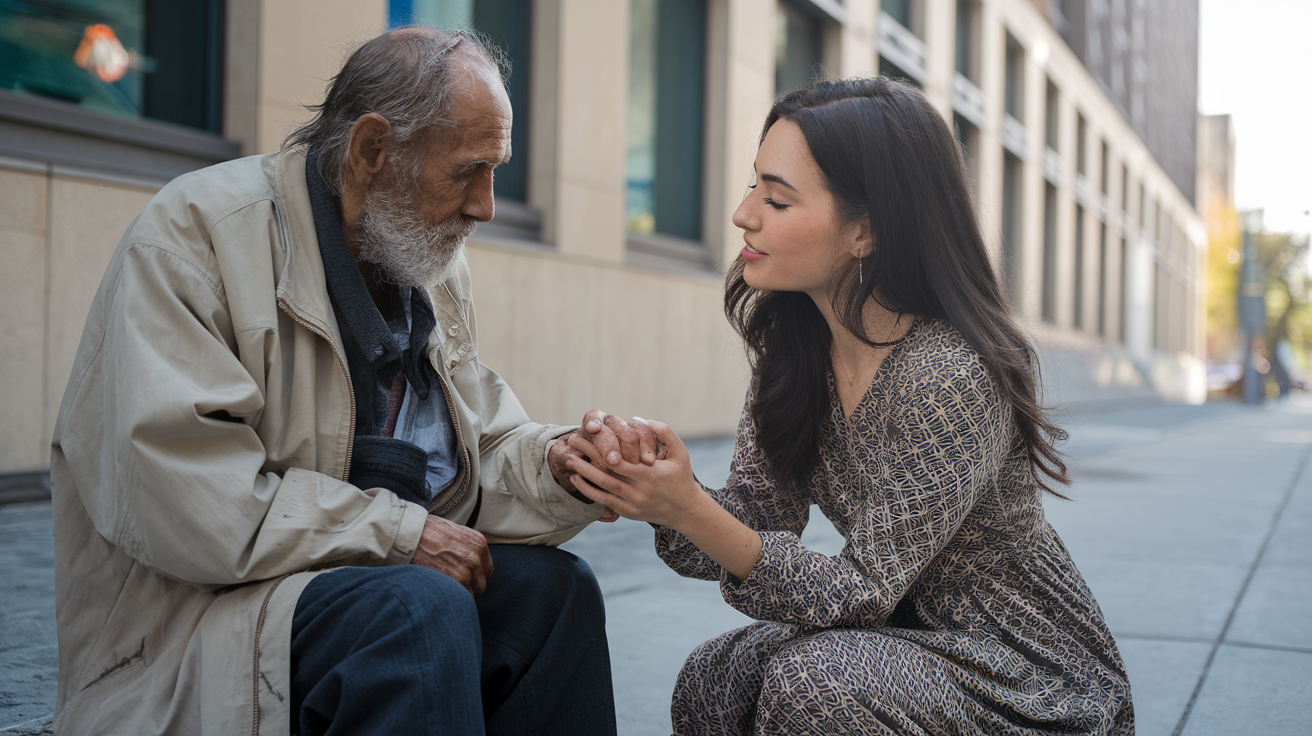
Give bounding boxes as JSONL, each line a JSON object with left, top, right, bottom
{"left": 447, "top": 46, "right": 511, "bottom": 120}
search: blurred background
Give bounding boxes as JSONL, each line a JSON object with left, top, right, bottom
{"left": 5, "top": 0, "right": 1293, "bottom": 486}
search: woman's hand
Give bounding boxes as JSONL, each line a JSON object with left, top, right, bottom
{"left": 565, "top": 419, "right": 700, "bottom": 529}
{"left": 566, "top": 419, "right": 764, "bottom": 581}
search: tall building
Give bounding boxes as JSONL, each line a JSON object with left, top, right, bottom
{"left": 0, "top": 0, "right": 1205, "bottom": 480}
{"left": 1198, "top": 113, "right": 1236, "bottom": 220}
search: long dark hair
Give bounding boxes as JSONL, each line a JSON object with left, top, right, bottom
{"left": 725, "top": 77, "right": 1069, "bottom": 494}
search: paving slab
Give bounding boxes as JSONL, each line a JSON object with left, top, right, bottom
{"left": 0, "top": 503, "right": 56, "bottom": 731}
{"left": 1070, "top": 558, "right": 1248, "bottom": 641}
{"left": 1179, "top": 645, "right": 1312, "bottom": 736}
{"left": 1114, "top": 636, "right": 1214, "bottom": 736}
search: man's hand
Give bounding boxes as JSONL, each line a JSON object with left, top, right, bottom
{"left": 549, "top": 434, "right": 620, "bottom": 522}
{"left": 579, "top": 410, "right": 666, "bottom": 466}
{"left": 411, "top": 515, "right": 494, "bottom": 597}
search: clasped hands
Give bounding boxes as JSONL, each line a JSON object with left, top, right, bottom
{"left": 547, "top": 410, "right": 705, "bottom": 529}
{"left": 413, "top": 410, "right": 704, "bottom": 598}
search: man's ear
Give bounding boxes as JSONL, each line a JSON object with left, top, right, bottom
{"left": 344, "top": 113, "right": 393, "bottom": 191}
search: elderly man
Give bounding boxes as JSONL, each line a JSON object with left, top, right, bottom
{"left": 50, "top": 28, "right": 648, "bottom": 736}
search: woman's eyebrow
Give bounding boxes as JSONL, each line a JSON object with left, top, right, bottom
{"left": 759, "top": 172, "right": 798, "bottom": 192}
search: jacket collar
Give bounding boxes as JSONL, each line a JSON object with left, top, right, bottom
{"left": 272, "top": 147, "right": 474, "bottom": 377}
{"left": 272, "top": 147, "right": 347, "bottom": 352}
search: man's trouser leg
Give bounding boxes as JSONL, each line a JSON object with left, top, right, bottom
{"left": 289, "top": 547, "right": 616, "bottom": 736}
{"left": 478, "top": 545, "right": 616, "bottom": 736}
{"left": 290, "top": 565, "right": 483, "bottom": 736}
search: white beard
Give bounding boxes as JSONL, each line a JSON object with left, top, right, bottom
{"left": 355, "top": 181, "right": 476, "bottom": 288}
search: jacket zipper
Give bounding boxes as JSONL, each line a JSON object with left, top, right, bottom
{"left": 251, "top": 299, "right": 356, "bottom": 736}
{"left": 433, "top": 367, "right": 472, "bottom": 516}
{"left": 275, "top": 297, "right": 357, "bottom": 481}
{"left": 251, "top": 573, "right": 290, "bottom": 736}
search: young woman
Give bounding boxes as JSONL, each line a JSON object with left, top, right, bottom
{"left": 565, "top": 77, "right": 1133, "bottom": 735}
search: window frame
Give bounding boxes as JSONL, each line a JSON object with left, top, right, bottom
{"left": 624, "top": 0, "right": 713, "bottom": 271}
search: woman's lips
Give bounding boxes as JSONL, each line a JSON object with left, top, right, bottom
{"left": 741, "top": 243, "right": 766, "bottom": 262}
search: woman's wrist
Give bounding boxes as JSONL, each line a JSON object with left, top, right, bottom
{"left": 670, "top": 487, "right": 763, "bottom": 581}
{"left": 664, "top": 479, "right": 712, "bottom": 533}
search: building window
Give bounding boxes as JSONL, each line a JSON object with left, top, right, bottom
{"left": 1001, "top": 152, "right": 1023, "bottom": 303}
{"left": 953, "top": 113, "right": 977, "bottom": 193}
{"left": 390, "top": 0, "right": 531, "bottom": 202}
{"left": 1074, "top": 205, "right": 1085, "bottom": 329}
{"left": 882, "top": 0, "right": 921, "bottom": 37}
{"left": 1099, "top": 140, "right": 1109, "bottom": 196}
{"left": 776, "top": 1, "right": 823, "bottom": 96}
{"left": 1042, "top": 183, "right": 1058, "bottom": 323}
{"left": 1152, "top": 261, "right": 1162, "bottom": 350}
{"left": 1119, "top": 234, "right": 1129, "bottom": 342}
{"left": 1075, "top": 113, "right": 1087, "bottom": 176}
{"left": 1004, "top": 33, "right": 1024, "bottom": 119}
{"left": 1044, "top": 78, "right": 1060, "bottom": 151}
{"left": 879, "top": 0, "right": 926, "bottom": 86}
{"left": 954, "top": 0, "right": 979, "bottom": 83}
{"left": 627, "top": 0, "right": 707, "bottom": 242}
{"left": 0, "top": 0, "right": 223, "bottom": 132}
{"left": 879, "top": 56, "right": 920, "bottom": 87}
{"left": 1098, "top": 221, "right": 1109, "bottom": 336}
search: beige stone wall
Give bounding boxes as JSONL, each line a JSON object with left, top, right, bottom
{"left": 465, "top": 239, "right": 749, "bottom": 436}
{"left": 226, "top": 0, "right": 390, "bottom": 156}
{"left": 0, "top": 160, "right": 157, "bottom": 473}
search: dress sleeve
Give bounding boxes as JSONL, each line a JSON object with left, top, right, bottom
{"left": 719, "top": 356, "right": 1013, "bottom": 626}
{"left": 653, "top": 394, "right": 813, "bottom": 580}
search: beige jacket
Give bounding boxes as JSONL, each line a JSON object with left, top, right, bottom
{"left": 50, "top": 148, "right": 602, "bottom": 735}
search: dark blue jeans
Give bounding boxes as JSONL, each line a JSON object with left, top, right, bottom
{"left": 290, "top": 545, "right": 616, "bottom": 736}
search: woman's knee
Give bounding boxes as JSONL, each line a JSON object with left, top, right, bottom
{"left": 756, "top": 634, "right": 867, "bottom": 730}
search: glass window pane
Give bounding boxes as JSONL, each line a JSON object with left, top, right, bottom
{"left": 473, "top": 1, "right": 529, "bottom": 201}
{"left": 626, "top": 0, "right": 657, "bottom": 235}
{"left": 775, "top": 1, "right": 822, "bottom": 96}
{"left": 882, "top": 0, "right": 910, "bottom": 28}
{"left": 0, "top": 0, "right": 221, "bottom": 132}
{"left": 391, "top": 0, "right": 531, "bottom": 202}
{"left": 879, "top": 56, "right": 919, "bottom": 88}
{"left": 391, "top": 0, "right": 473, "bottom": 29}
{"left": 1004, "top": 33, "right": 1024, "bottom": 118}
{"left": 954, "top": 0, "right": 973, "bottom": 80}
{"left": 628, "top": 0, "right": 705, "bottom": 241}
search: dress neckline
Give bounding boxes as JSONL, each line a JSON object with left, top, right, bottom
{"left": 831, "top": 316, "right": 924, "bottom": 425}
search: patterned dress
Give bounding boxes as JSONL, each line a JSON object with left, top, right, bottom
{"left": 655, "top": 318, "right": 1133, "bottom": 735}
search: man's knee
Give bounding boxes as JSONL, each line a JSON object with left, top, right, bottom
{"left": 297, "top": 565, "right": 478, "bottom": 640}
{"left": 486, "top": 545, "right": 604, "bottom": 618}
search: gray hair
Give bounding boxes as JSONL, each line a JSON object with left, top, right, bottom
{"left": 285, "top": 26, "right": 509, "bottom": 193}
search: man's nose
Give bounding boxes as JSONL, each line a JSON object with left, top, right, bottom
{"left": 462, "top": 170, "right": 496, "bottom": 223}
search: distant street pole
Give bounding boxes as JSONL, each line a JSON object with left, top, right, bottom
{"left": 1239, "top": 212, "right": 1266, "bottom": 404}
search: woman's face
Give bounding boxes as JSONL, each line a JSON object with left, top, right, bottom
{"left": 731, "top": 119, "right": 867, "bottom": 298}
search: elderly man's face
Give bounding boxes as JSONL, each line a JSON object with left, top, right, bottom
{"left": 354, "top": 50, "right": 512, "bottom": 287}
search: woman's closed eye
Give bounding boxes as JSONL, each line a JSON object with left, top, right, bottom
{"left": 763, "top": 197, "right": 790, "bottom": 211}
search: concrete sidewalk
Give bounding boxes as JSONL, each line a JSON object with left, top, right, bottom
{"left": 4, "top": 399, "right": 1311, "bottom": 734}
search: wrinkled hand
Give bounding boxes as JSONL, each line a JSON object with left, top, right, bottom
{"left": 565, "top": 419, "right": 700, "bottom": 529}
{"left": 579, "top": 411, "right": 667, "bottom": 466}
{"left": 410, "top": 515, "right": 494, "bottom": 597}
{"left": 549, "top": 433, "right": 619, "bottom": 522}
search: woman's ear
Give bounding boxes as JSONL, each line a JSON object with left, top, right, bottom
{"left": 850, "top": 218, "right": 874, "bottom": 259}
